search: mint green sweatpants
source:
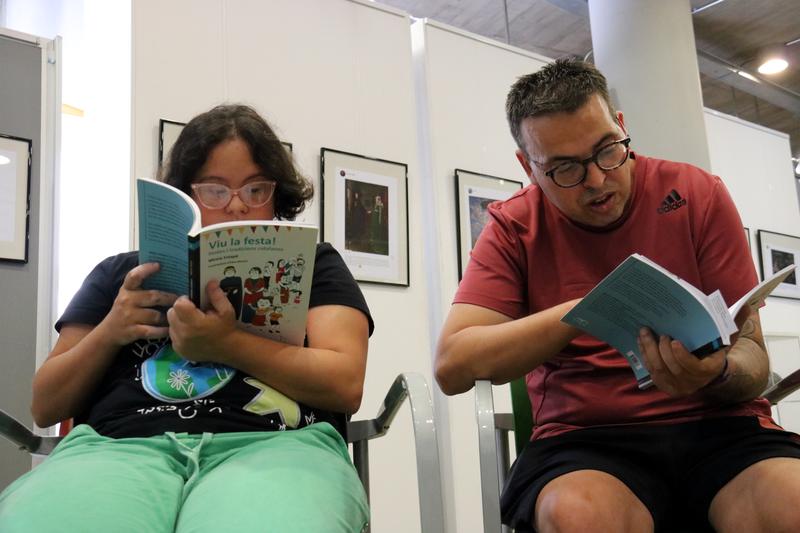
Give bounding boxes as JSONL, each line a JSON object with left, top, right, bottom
{"left": 0, "top": 423, "right": 369, "bottom": 532}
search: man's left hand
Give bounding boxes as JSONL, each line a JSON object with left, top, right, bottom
{"left": 638, "top": 328, "right": 728, "bottom": 397}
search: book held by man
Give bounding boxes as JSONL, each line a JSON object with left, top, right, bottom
{"left": 137, "top": 177, "right": 318, "bottom": 346}
{"left": 561, "top": 253, "right": 795, "bottom": 389}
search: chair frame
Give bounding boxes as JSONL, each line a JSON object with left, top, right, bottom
{"left": 1, "top": 372, "right": 445, "bottom": 533}
{"left": 475, "top": 369, "right": 800, "bottom": 533}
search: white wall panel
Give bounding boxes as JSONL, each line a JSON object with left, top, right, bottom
{"left": 704, "top": 110, "right": 800, "bottom": 417}
{"left": 413, "top": 20, "right": 549, "bottom": 533}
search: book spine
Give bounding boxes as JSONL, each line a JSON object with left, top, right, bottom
{"left": 189, "top": 236, "right": 200, "bottom": 305}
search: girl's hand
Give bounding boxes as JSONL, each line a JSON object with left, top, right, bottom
{"left": 97, "top": 262, "right": 178, "bottom": 347}
{"left": 167, "top": 279, "right": 238, "bottom": 363}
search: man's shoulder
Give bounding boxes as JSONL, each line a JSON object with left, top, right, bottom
{"left": 638, "top": 155, "right": 723, "bottom": 213}
{"left": 488, "top": 184, "right": 540, "bottom": 219}
{"left": 640, "top": 154, "right": 719, "bottom": 186}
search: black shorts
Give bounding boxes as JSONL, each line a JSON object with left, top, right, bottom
{"left": 500, "top": 416, "right": 800, "bottom": 532}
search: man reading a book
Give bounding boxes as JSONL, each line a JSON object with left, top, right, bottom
{"left": 435, "top": 58, "right": 800, "bottom": 532}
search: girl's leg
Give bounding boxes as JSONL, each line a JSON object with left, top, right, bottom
{"left": 177, "top": 423, "right": 369, "bottom": 533}
{"left": 0, "top": 425, "right": 185, "bottom": 533}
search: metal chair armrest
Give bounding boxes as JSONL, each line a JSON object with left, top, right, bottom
{"left": 0, "top": 409, "right": 60, "bottom": 455}
{"left": 346, "top": 373, "right": 444, "bottom": 533}
{"left": 476, "top": 379, "right": 505, "bottom": 533}
{"left": 764, "top": 369, "right": 800, "bottom": 404}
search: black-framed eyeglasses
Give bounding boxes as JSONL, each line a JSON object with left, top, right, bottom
{"left": 191, "top": 180, "right": 276, "bottom": 209}
{"left": 534, "top": 137, "right": 632, "bottom": 188}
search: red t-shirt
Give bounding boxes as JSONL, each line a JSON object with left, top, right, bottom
{"left": 456, "top": 154, "right": 775, "bottom": 440}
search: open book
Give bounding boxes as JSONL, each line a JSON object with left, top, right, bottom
{"left": 137, "top": 177, "right": 318, "bottom": 346}
{"left": 561, "top": 253, "right": 795, "bottom": 389}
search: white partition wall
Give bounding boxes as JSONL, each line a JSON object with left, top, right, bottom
{"left": 412, "top": 19, "right": 549, "bottom": 533}
{"left": 704, "top": 109, "right": 800, "bottom": 431}
{"left": 132, "top": 1, "right": 432, "bottom": 530}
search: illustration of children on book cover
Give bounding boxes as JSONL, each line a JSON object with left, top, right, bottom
{"left": 199, "top": 225, "right": 316, "bottom": 346}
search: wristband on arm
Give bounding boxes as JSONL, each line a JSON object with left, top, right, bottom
{"left": 705, "top": 357, "right": 731, "bottom": 389}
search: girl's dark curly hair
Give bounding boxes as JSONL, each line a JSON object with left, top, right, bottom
{"left": 160, "top": 104, "right": 313, "bottom": 220}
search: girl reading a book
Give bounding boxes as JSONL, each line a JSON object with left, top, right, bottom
{"left": 0, "top": 105, "right": 373, "bottom": 532}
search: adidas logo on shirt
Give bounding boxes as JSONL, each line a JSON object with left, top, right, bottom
{"left": 657, "top": 189, "right": 686, "bottom": 214}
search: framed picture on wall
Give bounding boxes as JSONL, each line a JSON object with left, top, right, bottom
{"left": 0, "top": 134, "right": 33, "bottom": 263}
{"left": 320, "top": 148, "right": 409, "bottom": 286}
{"left": 744, "top": 226, "right": 751, "bottom": 249}
{"left": 757, "top": 229, "right": 800, "bottom": 300}
{"left": 158, "top": 119, "right": 186, "bottom": 165}
{"left": 158, "top": 118, "right": 293, "bottom": 166}
{"left": 455, "top": 168, "right": 523, "bottom": 279}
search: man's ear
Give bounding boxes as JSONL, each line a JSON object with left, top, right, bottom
{"left": 516, "top": 149, "right": 536, "bottom": 183}
{"left": 617, "top": 110, "right": 627, "bottom": 134}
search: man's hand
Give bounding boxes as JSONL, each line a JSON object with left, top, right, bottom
{"left": 638, "top": 328, "right": 728, "bottom": 397}
{"left": 637, "top": 305, "right": 755, "bottom": 397}
{"left": 167, "top": 279, "right": 238, "bottom": 363}
{"left": 96, "top": 262, "right": 179, "bottom": 347}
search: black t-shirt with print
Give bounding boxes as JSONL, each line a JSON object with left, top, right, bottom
{"left": 55, "top": 243, "right": 373, "bottom": 439}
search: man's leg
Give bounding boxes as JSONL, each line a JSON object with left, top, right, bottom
{"left": 535, "top": 470, "right": 654, "bottom": 533}
{"left": 709, "top": 457, "right": 800, "bottom": 533}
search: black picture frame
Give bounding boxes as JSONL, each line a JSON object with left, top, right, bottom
{"left": 320, "top": 147, "right": 409, "bottom": 286}
{"left": 158, "top": 119, "right": 186, "bottom": 165}
{"left": 158, "top": 118, "right": 293, "bottom": 165}
{"left": 756, "top": 229, "right": 800, "bottom": 300}
{"left": 455, "top": 168, "right": 523, "bottom": 279}
{"left": 0, "top": 133, "right": 33, "bottom": 263}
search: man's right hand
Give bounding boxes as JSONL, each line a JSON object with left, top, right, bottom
{"left": 97, "top": 262, "right": 179, "bottom": 346}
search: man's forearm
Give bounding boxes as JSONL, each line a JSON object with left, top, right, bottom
{"left": 435, "top": 301, "right": 582, "bottom": 395}
{"left": 702, "top": 316, "right": 770, "bottom": 403}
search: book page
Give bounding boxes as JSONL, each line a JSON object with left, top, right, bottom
{"left": 728, "top": 264, "right": 796, "bottom": 318}
{"left": 562, "top": 255, "right": 725, "bottom": 381}
{"left": 197, "top": 222, "right": 318, "bottom": 346}
{"left": 138, "top": 178, "right": 201, "bottom": 295}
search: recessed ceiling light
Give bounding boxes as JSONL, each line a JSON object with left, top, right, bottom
{"left": 758, "top": 58, "right": 788, "bottom": 75}
{"left": 757, "top": 45, "right": 789, "bottom": 75}
{"left": 0, "top": 155, "right": 11, "bottom": 165}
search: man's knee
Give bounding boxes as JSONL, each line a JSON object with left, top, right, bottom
{"left": 534, "top": 470, "right": 653, "bottom": 533}
{"left": 711, "top": 457, "right": 800, "bottom": 533}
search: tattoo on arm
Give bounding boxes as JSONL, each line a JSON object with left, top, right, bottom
{"left": 702, "top": 317, "right": 768, "bottom": 403}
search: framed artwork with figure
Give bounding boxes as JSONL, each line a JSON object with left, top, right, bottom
{"left": 320, "top": 148, "right": 409, "bottom": 286}
{"left": 455, "top": 168, "right": 523, "bottom": 279}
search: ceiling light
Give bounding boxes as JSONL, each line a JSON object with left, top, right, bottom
{"left": 758, "top": 58, "right": 788, "bottom": 75}
{"left": 757, "top": 45, "right": 789, "bottom": 75}
{"left": 0, "top": 155, "right": 11, "bottom": 165}
{"left": 795, "top": 158, "right": 800, "bottom": 175}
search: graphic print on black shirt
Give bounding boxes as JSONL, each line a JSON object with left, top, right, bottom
{"left": 57, "top": 244, "right": 373, "bottom": 439}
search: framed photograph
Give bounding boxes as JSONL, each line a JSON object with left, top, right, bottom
{"left": 455, "top": 168, "right": 523, "bottom": 278}
{"left": 320, "top": 148, "right": 409, "bottom": 286}
{"left": 744, "top": 226, "right": 751, "bottom": 249}
{"left": 158, "top": 119, "right": 293, "bottom": 165}
{"left": 158, "top": 119, "right": 186, "bottom": 165}
{"left": 0, "top": 134, "right": 33, "bottom": 263}
{"left": 757, "top": 229, "right": 800, "bottom": 300}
